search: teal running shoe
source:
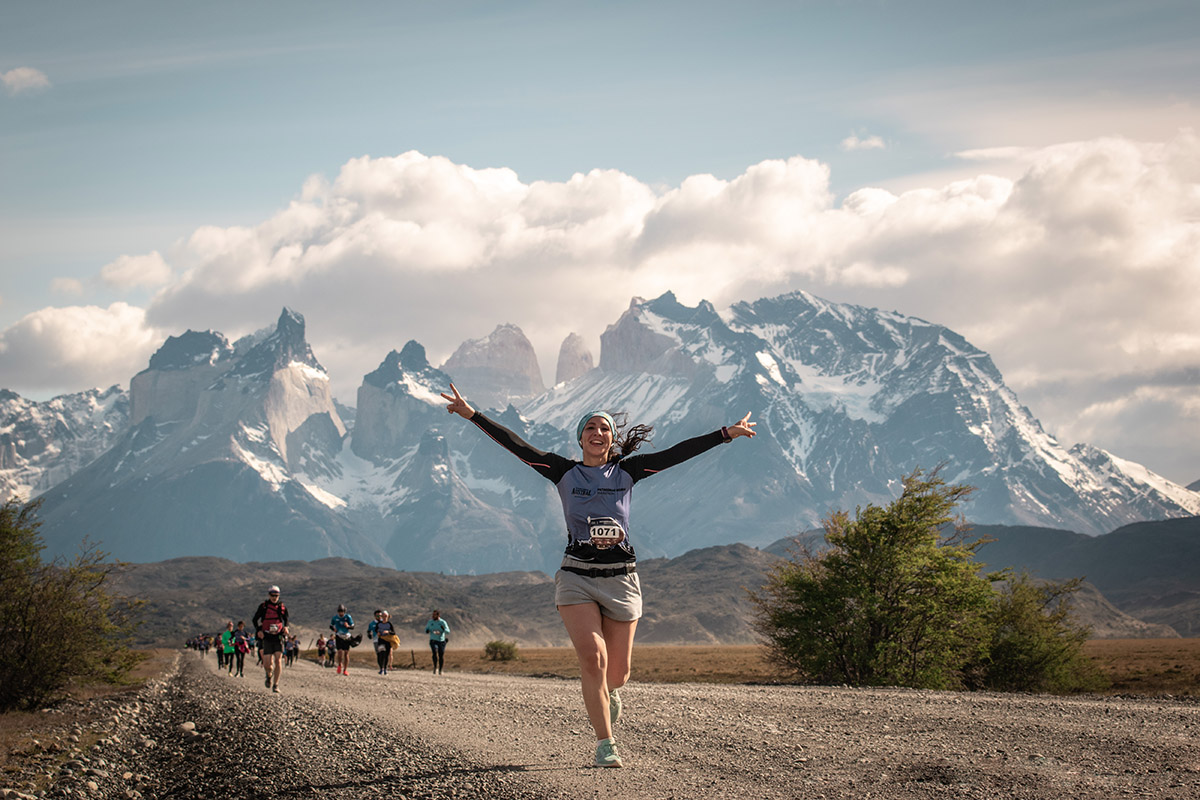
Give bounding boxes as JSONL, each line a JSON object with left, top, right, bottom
{"left": 594, "top": 738, "right": 623, "bottom": 768}
{"left": 608, "top": 688, "right": 622, "bottom": 724}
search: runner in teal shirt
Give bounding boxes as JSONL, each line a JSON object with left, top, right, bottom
{"left": 425, "top": 610, "right": 449, "bottom": 674}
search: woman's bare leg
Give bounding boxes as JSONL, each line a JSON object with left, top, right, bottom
{"left": 559, "top": 603, "right": 638, "bottom": 740}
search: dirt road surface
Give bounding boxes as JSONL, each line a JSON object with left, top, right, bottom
{"left": 39, "top": 653, "right": 1200, "bottom": 799}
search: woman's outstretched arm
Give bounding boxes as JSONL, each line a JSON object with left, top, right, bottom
{"left": 441, "top": 383, "right": 571, "bottom": 481}
{"left": 623, "top": 411, "right": 756, "bottom": 481}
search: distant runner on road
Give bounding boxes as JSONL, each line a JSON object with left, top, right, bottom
{"left": 232, "top": 620, "right": 251, "bottom": 678}
{"left": 219, "top": 621, "right": 235, "bottom": 675}
{"left": 330, "top": 604, "right": 355, "bottom": 676}
{"left": 252, "top": 585, "right": 289, "bottom": 693}
{"left": 425, "top": 609, "right": 449, "bottom": 675}
{"left": 373, "top": 610, "right": 399, "bottom": 675}
{"left": 443, "top": 382, "right": 755, "bottom": 768}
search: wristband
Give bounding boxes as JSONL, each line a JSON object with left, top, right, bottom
{"left": 721, "top": 426, "right": 732, "bottom": 442}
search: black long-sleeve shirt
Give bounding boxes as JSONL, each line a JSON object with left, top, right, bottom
{"left": 470, "top": 412, "right": 728, "bottom": 563}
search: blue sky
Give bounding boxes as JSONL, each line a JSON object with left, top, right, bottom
{"left": 2, "top": 0, "right": 1198, "bottom": 484}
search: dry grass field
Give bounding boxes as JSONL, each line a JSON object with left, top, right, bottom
{"left": 1083, "top": 637, "right": 1200, "bottom": 695}
{"left": 354, "top": 638, "right": 1200, "bottom": 696}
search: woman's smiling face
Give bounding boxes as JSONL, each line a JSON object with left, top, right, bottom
{"left": 580, "top": 416, "right": 614, "bottom": 464}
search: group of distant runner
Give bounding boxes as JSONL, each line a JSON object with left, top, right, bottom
{"left": 189, "top": 587, "right": 452, "bottom": 694}
{"left": 186, "top": 620, "right": 292, "bottom": 677}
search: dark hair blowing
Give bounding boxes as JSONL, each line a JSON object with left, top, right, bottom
{"left": 606, "top": 412, "right": 654, "bottom": 461}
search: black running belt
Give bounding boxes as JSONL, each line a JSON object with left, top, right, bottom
{"left": 561, "top": 564, "right": 637, "bottom": 578}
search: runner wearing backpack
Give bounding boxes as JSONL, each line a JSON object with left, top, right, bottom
{"left": 372, "top": 611, "right": 399, "bottom": 674}
{"left": 252, "top": 585, "right": 289, "bottom": 693}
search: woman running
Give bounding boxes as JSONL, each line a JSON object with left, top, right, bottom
{"left": 373, "top": 611, "right": 398, "bottom": 674}
{"left": 441, "top": 383, "right": 755, "bottom": 768}
{"left": 232, "top": 621, "right": 251, "bottom": 677}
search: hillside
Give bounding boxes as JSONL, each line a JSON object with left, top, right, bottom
{"left": 111, "top": 541, "right": 1172, "bottom": 647}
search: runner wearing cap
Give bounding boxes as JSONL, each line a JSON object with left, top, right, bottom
{"left": 442, "top": 382, "right": 755, "bottom": 768}
{"left": 252, "top": 585, "right": 289, "bottom": 693}
{"left": 330, "top": 604, "right": 355, "bottom": 676}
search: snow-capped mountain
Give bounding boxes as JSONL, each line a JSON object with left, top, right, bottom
{"left": 1, "top": 385, "right": 129, "bottom": 502}
{"left": 33, "top": 309, "right": 386, "bottom": 564}
{"left": 523, "top": 291, "right": 1200, "bottom": 545}
{"left": 21, "top": 292, "right": 1200, "bottom": 574}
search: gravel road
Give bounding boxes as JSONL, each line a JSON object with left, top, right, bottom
{"left": 29, "top": 652, "right": 1200, "bottom": 800}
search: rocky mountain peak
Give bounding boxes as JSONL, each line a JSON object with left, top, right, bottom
{"left": 598, "top": 293, "right": 707, "bottom": 378}
{"left": 441, "top": 324, "right": 544, "bottom": 410}
{"left": 353, "top": 342, "right": 451, "bottom": 463}
{"left": 146, "top": 330, "right": 233, "bottom": 372}
{"left": 228, "top": 307, "right": 323, "bottom": 379}
{"left": 555, "top": 333, "right": 593, "bottom": 385}
{"left": 399, "top": 340, "right": 431, "bottom": 372}
{"left": 362, "top": 341, "right": 447, "bottom": 394}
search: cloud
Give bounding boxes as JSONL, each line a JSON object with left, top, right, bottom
{"left": 4, "top": 136, "right": 1198, "bottom": 479}
{"left": 143, "top": 139, "right": 1196, "bottom": 401}
{"left": 100, "top": 251, "right": 172, "bottom": 289}
{"left": 2, "top": 67, "right": 51, "bottom": 95}
{"left": 0, "top": 303, "right": 161, "bottom": 393}
{"left": 51, "top": 278, "right": 85, "bottom": 296}
{"left": 840, "top": 133, "right": 886, "bottom": 151}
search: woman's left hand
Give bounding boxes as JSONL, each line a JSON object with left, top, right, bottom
{"left": 728, "top": 412, "right": 756, "bottom": 439}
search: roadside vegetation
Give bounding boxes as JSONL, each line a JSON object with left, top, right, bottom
{"left": 0, "top": 498, "right": 142, "bottom": 712}
{"left": 751, "top": 469, "right": 1107, "bottom": 693}
{"left": 484, "top": 640, "right": 520, "bottom": 661}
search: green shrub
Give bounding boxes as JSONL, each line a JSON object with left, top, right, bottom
{"left": 752, "top": 468, "right": 1105, "bottom": 694}
{"left": 972, "top": 572, "right": 1108, "bottom": 693}
{"left": 0, "top": 499, "right": 141, "bottom": 711}
{"left": 751, "top": 469, "right": 993, "bottom": 689}
{"left": 483, "top": 640, "right": 519, "bottom": 661}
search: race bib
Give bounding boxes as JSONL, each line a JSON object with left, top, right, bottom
{"left": 268, "top": 623, "right": 282, "bottom": 634}
{"left": 587, "top": 516, "right": 625, "bottom": 548}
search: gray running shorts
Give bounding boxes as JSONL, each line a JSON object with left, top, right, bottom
{"left": 554, "top": 557, "right": 642, "bottom": 621}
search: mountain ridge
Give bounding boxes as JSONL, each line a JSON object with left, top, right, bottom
{"left": 8, "top": 291, "right": 1197, "bottom": 581}
{"left": 112, "top": 539, "right": 1179, "bottom": 648}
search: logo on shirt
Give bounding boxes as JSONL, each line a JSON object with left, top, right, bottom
{"left": 571, "top": 487, "right": 592, "bottom": 497}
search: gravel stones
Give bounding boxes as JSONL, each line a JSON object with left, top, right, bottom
{"left": 11, "top": 652, "right": 1200, "bottom": 800}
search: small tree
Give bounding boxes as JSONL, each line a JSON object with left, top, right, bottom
{"left": 752, "top": 469, "right": 994, "bottom": 689}
{"left": 974, "top": 572, "right": 1107, "bottom": 693}
{"left": 0, "top": 498, "right": 141, "bottom": 711}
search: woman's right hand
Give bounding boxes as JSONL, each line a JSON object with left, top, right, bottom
{"left": 441, "top": 383, "right": 475, "bottom": 419}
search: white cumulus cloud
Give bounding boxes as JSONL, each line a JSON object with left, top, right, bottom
{"left": 2, "top": 67, "right": 51, "bottom": 95}
{"left": 100, "top": 251, "right": 172, "bottom": 289}
{"left": 0, "top": 303, "right": 162, "bottom": 392}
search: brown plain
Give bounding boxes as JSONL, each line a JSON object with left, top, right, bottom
{"left": 358, "top": 639, "right": 1200, "bottom": 695}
